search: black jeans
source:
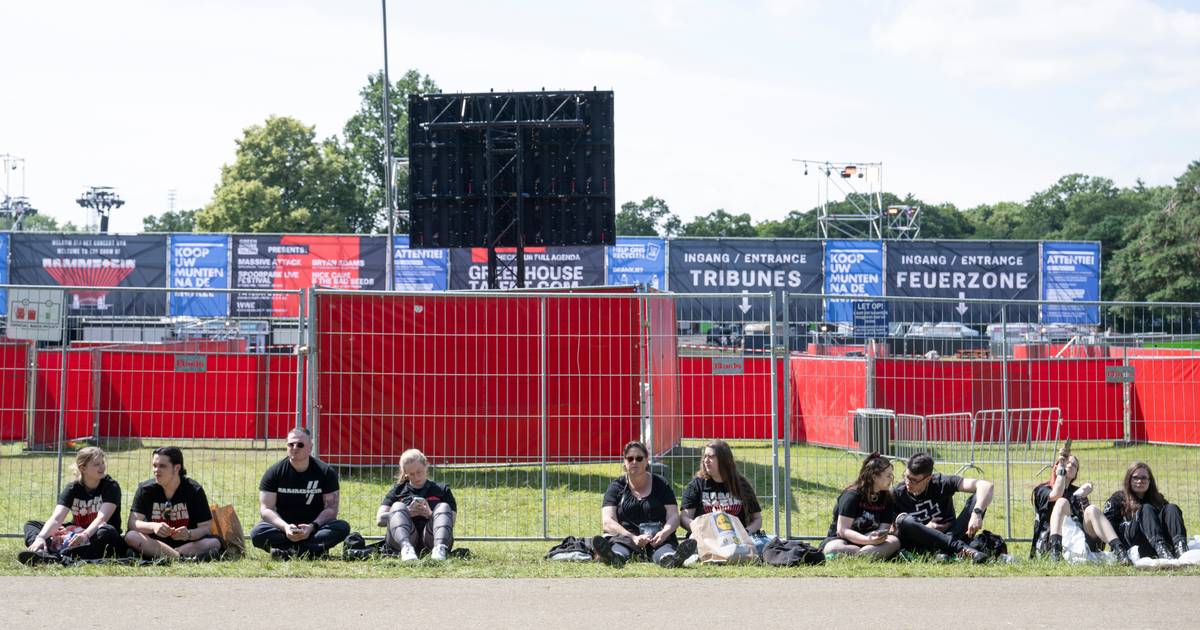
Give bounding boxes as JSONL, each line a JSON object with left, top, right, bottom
{"left": 896, "top": 495, "right": 977, "bottom": 555}
{"left": 1120, "top": 503, "right": 1188, "bottom": 558}
{"left": 249, "top": 520, "right": 351, "bottom": 554}
{"left": 23, "top": 520, "right": 124, "bottom": 560}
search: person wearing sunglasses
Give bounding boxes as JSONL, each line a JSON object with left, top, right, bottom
{"left": 125, "top": 446, "right": 222, "bottom": 561}
{"left": 19, "top": 447, "right": 123, "bottom": 565}
{"left": 592, "top": 441, "right": 693, "bottom": 568}
{"left": 251, "top": 427, "right": 350, "bottom": 559}
{"left": 375, "top": 448, "right": 458, "bottom": 561}
{"left": 1031, "top": 453, "right": 1130, "bottom": 564}
{"left": 1102, "top": 462, "right": 1190, "bottom": 560}
{"left": 890, "top": 452, "right": 991, "bottom": 562}
{"left": 680, "top": 439, "right": 762, "bottom": 536}
{"left": 819, "top": 452, "right": 900, "bottom": 559}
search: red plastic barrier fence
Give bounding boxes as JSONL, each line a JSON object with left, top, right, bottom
{"left": 0, "top": 341, "right": 29, "bottom": 441}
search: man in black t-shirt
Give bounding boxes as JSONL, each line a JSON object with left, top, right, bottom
{"left": 125, "top": 446, "right": 222, "bottom": 560}
{"left": 250, "top": 428, "right": 350, "bottom": 559}
{"left": 891, "top": 452, "right": 993, "bottom": 561}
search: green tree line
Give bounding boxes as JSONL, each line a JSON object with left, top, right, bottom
{"left": 139, "top": 68, "right": 1198, "bottom": 303}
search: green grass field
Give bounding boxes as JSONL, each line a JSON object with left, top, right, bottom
{"left": 3, "top": 437, "right": 1199, "bottom": 577}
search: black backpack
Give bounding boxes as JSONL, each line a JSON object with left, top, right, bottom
{"left": 545, "top": 536, "right": 594, "bottom": 561}
{"left": 968, "top": 530, "right": 1009, "bottom": 559}
{"left": 762, "top": 538, "right": 825, "bottom": 566}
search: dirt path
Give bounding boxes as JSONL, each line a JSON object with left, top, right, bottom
{"left": 2, "top": 576, "right": 1195, "bottom": 629}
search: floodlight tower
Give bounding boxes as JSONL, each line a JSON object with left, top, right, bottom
{"left": 76, "top": 186, "right": 125, "bottom": 233}
{"left": 0, "top": 196, "right": 38, "bottom": 230}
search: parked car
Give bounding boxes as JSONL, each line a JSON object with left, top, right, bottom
{"left": 906, "top": 322, "right": 981, "bottom": 338}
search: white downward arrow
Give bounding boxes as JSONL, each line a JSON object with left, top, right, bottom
{"left": 739, "top": 291, "right": 752, "bottom": 314}
{"left": 956, "top": 291, "right": 969, "bottom": 315}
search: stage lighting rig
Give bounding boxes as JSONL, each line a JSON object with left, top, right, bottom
{"left": 76, "top": 186, "right": 124, "bottom": 233}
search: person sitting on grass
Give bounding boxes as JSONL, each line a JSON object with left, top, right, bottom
{"left": 819, "top": 452, "right": 900, "bottom": 560}
{"left": 592, "top": 441, "right": 695, "bottom": 568}
{"left": 680, "top": 439, "right": 762, "bottom": 535}
{"left": 250, "top": 428, "right": 350, "bottom": 559}
{"left": 1102, "top": 461, "right": 1190, "bottom": 560}
{"left": 374, "top": 448, "right": 457, "bottom": 561}
{"left": 20, "top": 446, "right": 123, "bottom": 565}
{"left": 1032, "top": 453, "right": 1130, "bottom": 564}
{"left": 124, "top": 446, "right": 222, "bottom": 561}
{"left": 891, "top": 452, "right": 991, "bottom": 563}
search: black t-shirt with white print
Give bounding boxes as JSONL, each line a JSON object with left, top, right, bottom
{"left": 381, "top": 479, "right": 457, "bottom": 514}
{"left": 891, "top": 473, "right": 963, "bottom": 525}
{"left": 131, "top": 477, "right": 213, "bottom": 539}
{"left": 680, "top": 476, "right": 762, "bottom": 527}
{"left": 602, "top": 474, "right": 677, "bottom": 533}
{"left": 826, "top": 488, "right": 897, "bottom": 538}
{"left": 56, "top": 475, "right": 122, "bottom": 533}
{"left": 259, "top": 456, "right": 340, "bottom": 524}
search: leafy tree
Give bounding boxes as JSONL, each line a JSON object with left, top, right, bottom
{"left": 142, "top": 209, "right": 197, "bottom": 232}
{"left": 0, "top": 213, "right": 78, "bottom": 232}
{"left": 962, "top": 201, "right": 1025, "bottom": 240}
{"left": 1109, "top": 160, "right": 1200, "bottom": 302}
{"left": 680, "top": 208, "right": 757, "bottom": 237}
{"left": 917, "top": 200, "right": 975, "bottom": 239}
{"left": 616, "top": 196, "right": 680, "bottom": 237}
{"left": 342, "top": 69, "right": 439, "bottom": 233}
{"left": 195, "top": 116, "right": 368, "bottom": 233}
{"left": 755, "top": 208, "right": 819, "bottom": 238}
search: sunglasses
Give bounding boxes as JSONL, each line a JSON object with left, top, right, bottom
{"left": 287, "top": 442, "right": 308, "bottom": 449}
{"left": 624, "top": 455, "right": 646, "bottom": 463}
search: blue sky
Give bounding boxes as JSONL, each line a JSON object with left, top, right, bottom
{"left": 2, "top": 0, "right": 1198, "bottom": 233}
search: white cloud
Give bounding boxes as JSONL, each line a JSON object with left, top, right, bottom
{"left": 871, "top": 0, "right": 1200, "bottom": 90}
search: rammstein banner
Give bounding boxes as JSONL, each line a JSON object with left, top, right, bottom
{"left": 10, "top": 233, "right": 167, "bottom": 316}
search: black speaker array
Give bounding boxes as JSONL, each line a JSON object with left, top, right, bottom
{"left": 408, "top": 91, "right": 615, "bottom": 248}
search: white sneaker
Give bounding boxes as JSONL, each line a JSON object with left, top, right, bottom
{"left": 431, "top": 544, "right": 449, "bottom": 561}
{"left": 400, "top": 543, "right": 418, "bottom": 562}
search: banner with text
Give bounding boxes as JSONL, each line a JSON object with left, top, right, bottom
{"left": 606, "top": 237, "right": 666, "bottom": 289}
{"left": 168, "top": 234, "right": 229, "bottom": 317}
{"left": 448, "top": 246, "right": 605, "bottom": 290}
{"left": 393, "top": 236, "right": 447, "bottom": 291}
{"left": 824, "top": 240, "right": 884, "bottom": 323}
{"left": 886, "top": 240, "right": 1039, "bottom": 322}
{"left": 1042, "top": 242, "right": 1101, "bottom": 324}
{"left": 232, "top": 234, "right": 386, "bottom": 317}
{"left": 0, "top": 233, "right": 8, "bottom": 316}
{"left": 668, "top": 238, "right": 823, "bottom": 321}
{"left": 10, "top": 233, "right": 167, "bottom": 316}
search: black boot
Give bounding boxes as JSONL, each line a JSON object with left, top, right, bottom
{"left": 1152, "top": 539, "right": 1176, "bottom": 560}
{"left": 1109, "top": 539, "right": 1132, "bottom": 566}
{"left": 1047, "top": 534, "right": 1064, "bottom": 561}
{"left": 1175, "top": 539, "right": 1190, "bottom": 558}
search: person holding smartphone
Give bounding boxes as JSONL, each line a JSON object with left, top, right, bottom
{"left": 891, "top": 452, "right": 991, "bottom": 562}
{"left": 125, "top": 447, "right": 222, "bottom": 561}
{"left": 591, "top": 441, "right": 693, "bottom": 568}
{"left": 819, "top": 452, "right": 900, "bottom": 560}
{"left": 1031, "top": 452, "right": 1130, "bottom": 564}
{"left": 376, "top": 448, "right": 457, "bottom": 561}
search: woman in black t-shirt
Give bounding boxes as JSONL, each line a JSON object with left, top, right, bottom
{"left": 1031, "top": 453, "right": 1129, "bottom": 563}
{"left": 375, "top": 448, "right": 457, "bottom": 561}
{"left": 593, "top": 441, "right": 694, "bottom": 568}
{"left": 1102, "top": 461, "right": 1189, "bottom": 559}
{"left": 19, "top": 447, "right": 123, "bottom": 565}
{"left": 124, "top": 447, "right": 221, "bottom": 561}
{"left": 820, "top": 453, "right": 900, "bottom": 559}
{"left": 680, "top": 439, "right": 762, "bottom": 534}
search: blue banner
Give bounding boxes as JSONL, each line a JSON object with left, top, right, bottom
{"left": 393, "top": 236, "right": 447, "bottom": 291}
{"left": 824, "top": 240, "right": 884, "bottom": 322}
{"left": 0, "top": 233, "right": 8, "bottom": 316}
{"left": 1042, "top": 242, "right": 1100, "bottom": 324}
{"left": 886, "top": 240, "right": 1039, "bottom": 323}
{"left": 168, "top": 234, "right": 228, "bottom": 317}
{"left": 607, "top": 237, "right": 665, "bottom": 289}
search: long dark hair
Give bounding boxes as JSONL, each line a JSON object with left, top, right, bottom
{"left": 695, "top": 439, "right": 747, "bottom": 505}
{"left": 1122, "top": 461, "right": 1166, "bottom": 518}
{"left": 153, "top": 446, "right": 187, "bottom": 477}
{"left": 846, "top": 452, "right": 893, "bottom": 506}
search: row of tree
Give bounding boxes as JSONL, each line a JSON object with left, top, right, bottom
{"left": 130, "top": 68, "right": 1197, "bottom": 303}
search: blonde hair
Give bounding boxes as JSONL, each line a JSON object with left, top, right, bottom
{"left": 396, "top": 448, "right": 428, "bottom": 484}
{"left": 74, "top": 447, "right": 106, "bottom": 482}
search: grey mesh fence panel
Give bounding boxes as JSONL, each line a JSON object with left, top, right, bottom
{"left": 1, "top": 285, "right": 304, "bottom": 540}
